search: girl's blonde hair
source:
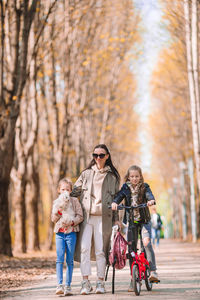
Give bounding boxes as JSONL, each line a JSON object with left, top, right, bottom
{"left": 124, "top": 165, "right": 144, "bottom": 184}
{"left": 57, "top": 177, "right": 73, "bottom": 192}
{"left": 124, "top": 165, "right": 145, "bottom": 204}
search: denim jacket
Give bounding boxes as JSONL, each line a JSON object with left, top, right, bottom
{"left": 112, "top": 182, "right": 155, "bottom": 223}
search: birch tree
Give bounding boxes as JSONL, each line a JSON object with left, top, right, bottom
{"left": 151, "top": 0, "right": 200, "bottom": 239}
{"left": 184, "top": 0, "right": 200, "bottom": 191}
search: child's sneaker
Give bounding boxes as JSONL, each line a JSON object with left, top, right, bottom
{"left": 80, "top": 280, "right": 93, "bottom": 295}
{"left": 95, "top": 280, "right": 105, "bottom": 294}
{"left": 64, "top": 285, "right": 73, "bottom": 296}
{"left": 128, "top": 279, "right": 133, "bottom": 292}
{"left": 56, "top": 284, "right": 64, "bottom": 295}
{"left": 149, "top": 271, "right": 159, "bottom": 282}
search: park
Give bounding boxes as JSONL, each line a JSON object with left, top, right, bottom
{"left": 0, "top": 0, "right": 200, "bottom": 299}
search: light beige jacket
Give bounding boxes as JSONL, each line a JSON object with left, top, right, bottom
{"left": 71, "top": 167, "right": 119, "bottom": 263}
{"left": 51, "top": 197, "right": 83, "bottom": 233}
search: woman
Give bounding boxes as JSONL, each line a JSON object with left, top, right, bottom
{"left": 71, "top": 144, "right": 120, "bottom": 295}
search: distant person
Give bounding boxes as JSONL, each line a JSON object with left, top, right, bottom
{"left": 70, "top": 144, "right": 120, "bottom": 295}
{"left": 111, "top": 165, "right": 159, "bottom": 291}
{"left": 151, "top": 207, "right": 162, "bottom": 247}
{"left": 51, "top": 178, "right": 83, "bottom": 296}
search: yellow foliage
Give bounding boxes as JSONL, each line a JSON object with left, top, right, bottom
{"left": 150, "top": 27, "right": 192, "bottom": 185}
{"left": 46, "top": 69, "right": 52, "bottom": 76}
{"left": 27, "top": 0, "right": 141, "bottom": 247}
{"left": 82, "top": 60, "right": 90, "bottom": 66}
{"left": 78, "top": 70, "right": 84, "bottom": 76}
{"left": 37, "top": 71, "right": 44, "bottom": 78}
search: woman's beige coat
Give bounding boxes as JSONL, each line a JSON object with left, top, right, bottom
{"left": 71, "top": 168, "right": 119, "bottom": 264}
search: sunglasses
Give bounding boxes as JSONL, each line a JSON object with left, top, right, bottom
{"left": 92, "top": 153, "right": 106, "bottom": 159}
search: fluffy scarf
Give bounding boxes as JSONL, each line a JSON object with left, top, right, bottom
{"left": 126, "top": 181, "right": 143, "bottom": 205}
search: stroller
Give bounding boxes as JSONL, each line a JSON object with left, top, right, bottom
{"left": 105, "top": 224, "right": 128, "bottom": 294}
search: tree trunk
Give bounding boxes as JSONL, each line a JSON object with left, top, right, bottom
{"left": 26, "top": 25, "right": 40, "bottom": 251}
{"left": 10, "top": 52, "right": 38, "bottom": 253}
{"left": 26, "top": 154, "right": 40, "bottom": 251}
{"left": 45, "top": 170, "right": 60, "bottom": 250}
{"left": 11, "top": 162, "right": 27, "bottom": 253}
{"left": 188, "top": 157, "right": 197, "bottom": 241}
{"left": 184, "top": 0, "right": 200, "bottom": 193}
{"left": 99, "top": 89, "right": 110, "bottom": 144}
{"left": 179, "top": 164, "right": 187, "bottom": 240}
{"left": 10, "top": 108, "right": 29, "bottom": 253}
{"left": 0, "top": 172, "right": 13, "bottom": 256}
{"left": 0, "top": 0, "right": 38, "bottom": 256}
{"left": 43, "top": 9, "right": 64, "bottom": 249}
{"left": 0, "top": 113, "right": 17, "bottom": 255}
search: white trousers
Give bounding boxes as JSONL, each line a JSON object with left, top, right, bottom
{"left": 80, "top": 215, "right": 106, "bottom": 278}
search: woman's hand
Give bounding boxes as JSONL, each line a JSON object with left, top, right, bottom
{"left": 115, "top": 221, "right": 122, "bottom": 230}
{"left": 111, "top": 202, "right": 118, "bottom": 210}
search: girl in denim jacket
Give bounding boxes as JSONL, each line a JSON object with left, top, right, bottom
{"left": 111, "top": 165, "right": 159, "bottom": 291}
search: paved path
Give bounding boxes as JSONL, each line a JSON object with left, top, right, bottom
{"left": 2, "top": 239, "right": 200, "bottom": 299}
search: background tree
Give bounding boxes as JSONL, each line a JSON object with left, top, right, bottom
{"left": 0, "top": 0, "right": 38, "bottom": 256}
{"left": 150, "top": 0, "right": 200, "bottom": 240}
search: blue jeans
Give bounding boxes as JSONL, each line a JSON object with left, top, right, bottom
{"left": 152, "top": 228, "right": 161, "bottom": 246}
{"left": 56, "top": 232, "right": 77, "bottom": 286}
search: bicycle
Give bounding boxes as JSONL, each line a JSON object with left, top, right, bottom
{"left": 108, "top": 203, "right": 160, "bottom": 296}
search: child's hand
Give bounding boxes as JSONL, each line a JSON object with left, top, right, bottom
{"left": 147, "top": 200, "right": 156, "bottom": 207}
{"left": 112, "top": 203, "right": 118, "bottom": 210}
{"left": 62, "top": 220, "right": 73, "bottom": 227}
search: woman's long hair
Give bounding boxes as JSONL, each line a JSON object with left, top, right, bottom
{"left": 124, "top": 165, "right": 145, "bottom": 203}
{"left": 85, "top": 144, "right": 120, "bottom": 182}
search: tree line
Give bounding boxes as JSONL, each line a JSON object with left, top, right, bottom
{"left": 1, "top": 0, "right": 200, "bottom": 257}
{"left": 0, "top": 0, "right": 139, "bottom": 256}
{"left": 150, "top": 0, "right": 200, "bottom": 241}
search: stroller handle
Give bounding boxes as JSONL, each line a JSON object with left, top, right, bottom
{"left": 108, "top": 203, "right": 147, "bottom": 210}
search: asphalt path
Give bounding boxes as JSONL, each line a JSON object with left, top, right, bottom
{"left": 2, "top": 239, "right": 200, "bottom": 300}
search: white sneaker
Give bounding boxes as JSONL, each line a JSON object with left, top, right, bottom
{"left": 95, "top": 280, "right": 105, "bottom": 294}
{"left": 149, "top": 271, "right": 159, "bottom": 282}
{"left": 55, "top": 284, "right": 64, "bottom": 295}
{"left": 80, "top": 280, "right": 93, "bottom": 295}
{"left": 64, "top": 286, "right": 73, "bottom": 296}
